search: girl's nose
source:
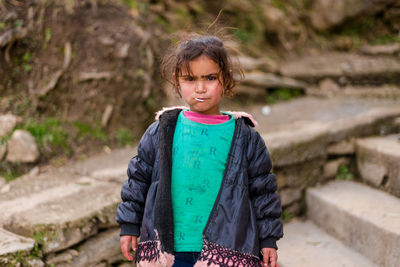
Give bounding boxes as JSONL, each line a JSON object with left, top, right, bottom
{"left": 195, "top": 80, "right": 206, "bottom": 93}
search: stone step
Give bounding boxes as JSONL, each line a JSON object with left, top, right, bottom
{"left": 306, "top": 180, "right": 400, "bottom": 267}
{"left": 355, "top": 134, "right": 400, "bottom": 197}
{"left": 278, "top": 220, "right": 376, "bottom": 267}
{"left": 240, "top": 96, "right": 400, "bottom": 166}
{"left": 46, "top": 228, "right": 123, "bottom": 267}
{"left": 0, "top": 174, "right": 122, "bottom": 254}
{"left": 280, "top": 52, "right": 400, "bottom": 85}
{"left": 307, "top": 84, "right": 400, "bottom": 99}
{"left": 0, "top": 228, "right": 37, "bottom": 266}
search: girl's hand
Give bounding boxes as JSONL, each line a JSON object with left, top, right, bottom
{"left": 261, "top": 247, "right": 278, "bottom": 267}
{"left": 120, "top": 235, "right": 137, "bottom": 261}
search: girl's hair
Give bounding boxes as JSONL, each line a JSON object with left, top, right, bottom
{"left": 161, "top": 33, "right": 244, "bottom": 98}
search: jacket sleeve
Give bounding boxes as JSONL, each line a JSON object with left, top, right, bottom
{"left": 116, "top": 121, "right": 159, "bottom": 236}
{"left": 247, "top": 129, "right": 283, "bottom": 250}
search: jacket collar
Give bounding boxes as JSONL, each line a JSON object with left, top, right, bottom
{"left": 155, "top": 106, "right": 258, "bottom": 127}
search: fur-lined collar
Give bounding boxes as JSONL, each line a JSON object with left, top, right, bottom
{"left": 155, "top": 106, "right": 258, "bottom": 127}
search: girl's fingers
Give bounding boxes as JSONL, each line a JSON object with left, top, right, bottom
{"left": 262, "top": 249, "right": 270, "bottom": 267}
{"left": 120, "top": 236, "right": 134, "bottom": 261}
{"left": 131, "top": 236, "right": 137, "bottom": 252}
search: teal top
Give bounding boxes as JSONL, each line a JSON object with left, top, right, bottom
{"left": 171, "top": 111, "right": 235, "bottom": 251}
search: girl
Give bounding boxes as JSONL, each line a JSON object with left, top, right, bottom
{"left": 116, "top": 33, "right": 283, "bottom": 267}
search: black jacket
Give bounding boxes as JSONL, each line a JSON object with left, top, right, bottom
{"left": 116, "top": 109, "right": 283, "bottom": 266}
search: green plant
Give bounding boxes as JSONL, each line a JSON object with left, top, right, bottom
{"left": 123, "top": 0, "right": 138, "bottom": 9}
{"left": 19, "top": 118, "right": 70, "bottom": 156}
{"left": 22, "top": 52, "right": 32, "bottom": 72}
{"left": 336, "top": 165, "right": 354, "bottom": 180}
{"left": 271, "top": 0, "right": 286, "bottom": 11}
{"left": 281, "top": 210, "right": 294, "bottom": 222}
{"left": 73, "top": 121, "right": 108, "bottom": 141}
{"left": 116, "top": 128, "right": 135, "bottom": 147}
{"left": 0, "top": 162, "right": 22, "bottom": 182}
{"left": 266, "top": 87, "right": 302, "bottom": 104}
{"left": 45, "top": 28, "right": 52, "bottom": 43}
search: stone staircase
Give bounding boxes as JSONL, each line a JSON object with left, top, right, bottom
{"left": 276, "top": 53, "right": 400, "bottom": 267}
{"left": 1, "top": 51, "right": 400, "bottom": 266}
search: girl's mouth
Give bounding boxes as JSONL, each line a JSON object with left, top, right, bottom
{"left": 194, "top": 98, "right": 206, "bottom": 102}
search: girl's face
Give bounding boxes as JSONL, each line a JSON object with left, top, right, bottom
{"left": 178, "top": 55, "right": 223, "bottom": 115}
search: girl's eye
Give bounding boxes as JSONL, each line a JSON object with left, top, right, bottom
{"left": 207, "top": 76, "right": 217, "bottom": 81}
{"left": 187, "top": 76, "right": 195, "bottom": 81}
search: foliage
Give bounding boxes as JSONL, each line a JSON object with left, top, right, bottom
{"left": 18, "top": 118, "right": 70, "bottom": 156}
{"left": 266, "top": 87, "right": 303, "bottom": 104}
{"left": 116, "top": 128, "right": 135, "bottom": 147}
{"left": 281, "top": 210, "right": 294, "bottom": 223}
{"left": 335, "top": 165, "right": 354, "bottom": 180}
{"left": 73, "top": 121, "right": 108, "bottom": 142}
{"left": 0, "top": 161, "right": 22, "bottom": 182}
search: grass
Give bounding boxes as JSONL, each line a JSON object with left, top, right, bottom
{"left": 266, "top": 87, "right": 303, "bottom": 104}
{"left": 18, "top": 118, "right": 70, "bottom": 156}
{"left": 335, "top": 165, "right": 354, "bottom": 180}
{"left": 281, "top": 210, "right": 294, "bottom": 223}
{"left": 73, "top": 121, "right": 108, "bottom": 142}
{"left": 0, "top": 161, "right": 22, "bottom": 182}
{"left": 116, "top": 128, "right": 135, "bottom": 147}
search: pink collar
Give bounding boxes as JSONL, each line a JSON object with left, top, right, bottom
{"left": 183, "top": 111, "right": 230, "bottom": 125}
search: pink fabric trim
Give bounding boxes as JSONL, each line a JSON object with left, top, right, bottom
{"left": 154, "top": 106, "right": 258, "bottom": 127}
{"left": 183, "top": 111, "right": 230, "bottom": 125}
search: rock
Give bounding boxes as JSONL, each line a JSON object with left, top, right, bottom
{"left": 0, "top": 177, "right": 5, "bottom": 187}
{"left": 307, "top": 181, "right": 400, "bottom": 267}
{"left": 276, "top": 158, "right": 324, "bottom": 188}
{"left": 90, "top": 165, "right": 127, "bottom": 183}
{"left": 248, "top": 97, "right": 400, "bottom": 166}
{"left": 116, "top": 42, "right": 130, "bottom": 59}
{"left": 356, "top": 134, "right": 400, "bottom": 197}
{"left": 6, "top": 130, "right": 40, "bottom": 163}
{"left": 0, "top": 174, "right": 121, "bottom": 253}
{"left": 360, "top": 43, "right": 400, "bottom": 55}
{"left": 309, "top": 85, "right": 400, "bottom": 98}
{"left": 280, "top": 188, "right": 302, "bottom": 207}
{"left": 0, "top": 114, "right": 21, "bottom": 138}
{"left": 0, "top": 142, "right": 6, "bottom": 161}
{"left": 46, "top": 249, "right": 79, "bottom": 265}
{"left": 47, "top": 228, "right": 124, "bottom": 267}
{"left": 278, "top": 221, "right": 376, "bottom": 267}
{"left": 0, "top": 228, "right": 35, "bottom": 266}
{"left": 318, "top": 78, "right": 340, "bottom": 97}
{"left": 237, "top": 56, "right": 278, "bottom": 73}
{"left": 27, "top": 259, "right": 45, "bottom": 267}
{"left": 283, "top": 202, "right": 301, "bottom": 216}
{"left": 311, "top": 0, "right": 396, "bottom": 31}
{"left": 280, "top": 52, "right": 400, "bottom": 84}
{"left": 327, "top": 139, "right": 355, "bottom": 155}
{"left": 323, "top": 157, "right": 350, "bottom": 179}
{"left": 242, "top": 72, "right": 307, "bottom": 90}
{"left": 28, "top": 166, "right": 40, "bottom": 177}
{"left": 263, "top": 5, "right": 285, "bottom": 33}
{"left": 1, "top": 184, "right": 10, "bottom": 193}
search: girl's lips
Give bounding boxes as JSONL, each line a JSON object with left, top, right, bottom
{"left": 194, "top": 98, "right": 207, "bottom": 102}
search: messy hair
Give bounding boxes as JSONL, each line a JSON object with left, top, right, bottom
{"left": 161, "top": 33, "right": 244, "bottom": 98}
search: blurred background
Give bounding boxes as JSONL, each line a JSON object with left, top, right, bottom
{"left": 0, "top": 0, "right": 399, "bottom": 266}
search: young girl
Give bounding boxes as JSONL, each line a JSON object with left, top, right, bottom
{"left": 116, "top": 33, "right": 283, "bottom": 267}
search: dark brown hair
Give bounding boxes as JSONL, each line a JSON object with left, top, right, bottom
{"left": 161, "top": 33, "right": 244, "bottom": 97}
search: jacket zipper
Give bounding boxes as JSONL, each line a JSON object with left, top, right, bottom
{"left": 202, "top": 119, "right": 241, "bottom": 238}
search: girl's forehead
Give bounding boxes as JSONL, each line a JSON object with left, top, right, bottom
{"left": 180, "top": 55, "right": 220, "bottom": 75}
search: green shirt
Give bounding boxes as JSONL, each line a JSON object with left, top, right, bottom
{"left": 171, "top": 111, "right": 235, "bottom": 251}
